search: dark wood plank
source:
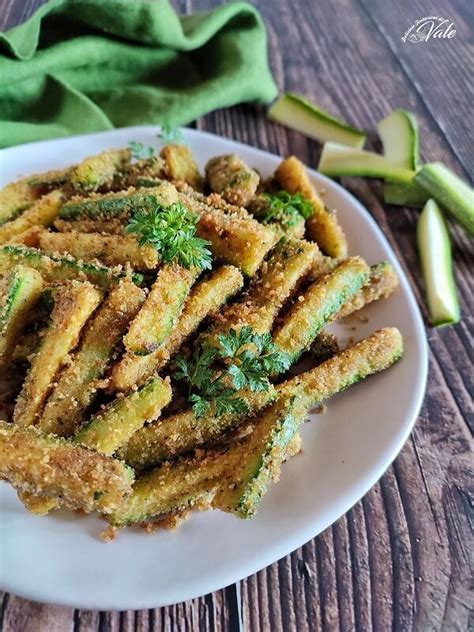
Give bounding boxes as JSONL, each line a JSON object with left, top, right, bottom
{"left": 0, "top": 0, "right": 472, "bottom": 631}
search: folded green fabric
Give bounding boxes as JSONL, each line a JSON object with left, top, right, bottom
{"left": 0, "top": 0, "right": 278, "bottom": 148}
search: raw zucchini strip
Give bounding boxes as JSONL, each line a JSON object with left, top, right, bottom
{"left": 13, "top": 281, "right": 101, "bottom": 427}
{"left": 337, "top": 261, "right": 399, "bottom": 318}
{"left": 40, "top": 279, "right": 145, "bottom": 437}
{"left": 273, "top": 257, "right": 370, "bottom": 361}
{"left": 118, "top": 387, "right": 277, "bottom": 469}
{"left": 17, "top": 491, "right": 59, "bottom": 515}
{"left": 0, "top": 190, "right": 62, "bottom": 244}
{"left": 377, "top": 109, "right": 420, "bottom": 170}
{"left": 383, "top": 181, "right": 428, "bottom": 208}
{"left": 60, "top": 183, "right": 178, "bottom": 220}
{"left": 205, "top": 154, "right": 260, "bottom": 206}
{"left": 0, "top": 265, "right": 43, "bottom": 365}
{"left": 0, "top": 420, "right": 133, "bottom": 514}
{"left": 38, "top": 230, "right": 160, "bottom": 271}
{"left": 269, "top": 92, "right": 366, "bottom": 148}
{"left": 74, "top": 377, "right": 172, "bottom": 456}
{"left": 0, "top": 245, "right": 142, "bottom": 289}
{"left": 216, "top": 327, "right": 404, "bottom": 517}
{"left": 0, "top": 178, "right": 41, "bottom": 225}
{"left": 70, "top": 148, "right": 131, "bottom": 191}
{"left": 124, "top": 265, "right": 196, "bottom": 355}
{"left": 110, "top": 265, "right": 244, "bottom": 392}
{"left": 415, "top": 163, "right": 474, "bottom": 236}
{"left": 108, "top": 327, "right": 404, "bottom": 526}
{"left": 161, "top": 144, "right": 203, "bottom": 191}
{"left": 179, "top": 191, "right": 278, "bottom": 277}
{"left": 204, "top": 238, "right": 319, "bottom": 345}
{"left": 275, "top": 156, "right": 348, "bottom": 258}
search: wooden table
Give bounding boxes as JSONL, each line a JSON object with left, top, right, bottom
{"left": 0, "top": 1, "right": 471, "bottom": 630}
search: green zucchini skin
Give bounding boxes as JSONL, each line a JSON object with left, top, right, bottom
{"left": 273, "top": 256, "right": 370, "bottom": 362}
{"left": 383, "top": 181, "right": 428, "bottom": 208}
{"left": 377, "top": 109, "right": 420, "bottom": 170}
{"left": 0, "top": 265, "right": 43, "bottom": 364}
{"left": 74, "top": 377, "right": 172, "bottom": 456}
{"left": 0, "top": 245, "right": 143, "bottom": 289}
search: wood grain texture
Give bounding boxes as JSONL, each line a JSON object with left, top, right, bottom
{"left": 0, "top": 0, "right": 472, "bottom": 630}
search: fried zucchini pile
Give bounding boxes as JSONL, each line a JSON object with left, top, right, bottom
{"left": 0, "top": 143, "right": 402, "bottom": 536}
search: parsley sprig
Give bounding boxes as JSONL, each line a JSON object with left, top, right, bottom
{"left": 128, "top": 140, "right": 155, "bottom": 160}
{"left": 263, "top": 191, "right": 313, "bottom": 227}
{"left": 158, "top": 123, "right": 184, "bottom": 144}
{"left": 175, "top": 326, "right": 291, "bottom": 417}
{"left": 126, "top": 201, "right": 212, "bottom": 270}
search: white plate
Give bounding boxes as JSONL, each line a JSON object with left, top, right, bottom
{"left": 0, "top": 127, "right": 428, "bottom": 610}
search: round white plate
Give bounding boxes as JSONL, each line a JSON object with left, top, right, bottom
{"left": 0, "top": 127, "right": 428, "bottom": 610}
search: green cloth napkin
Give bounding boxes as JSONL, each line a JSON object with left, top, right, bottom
{"left": 0, "top": 0, "right": 278, "bottom": 148}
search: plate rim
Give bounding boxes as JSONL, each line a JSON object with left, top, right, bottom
{"left": 0, "top": 126, "right": 429, "bottom": 609}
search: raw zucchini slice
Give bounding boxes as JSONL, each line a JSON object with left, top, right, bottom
{"left": 415, "top": 163, "right": 474, "bottom": 236}
{"left": 383, "top": 181, "right": 428, "bottom": 208}
{"left": 13, "top": 281, "right": 102, "bottom": 427}
{"left": 40, "top": 279, "right": 145, "bottom": 437}
{"left": 417, "top": 199, "right": 460, "bottom": 326}
{"left": 273, "top": 256, "right": 370, "bottom": 362}
{"left": 275, "top": 156, "right": 348, "bottom": 258}
{"left": 0, "top": 265, "right": 43, "bottom": 365}
{"left": 318, "top": 142, "right": 415, "bottom": 183}
{"left": 0, "top": 421, "right": 133, "bottom": 515}
{"left": 377, "top": 109, "right": 420, "bottom": 170}
{"left": 269, "top": 92, "right": 366, "bottom": 148}
{"left": 0, "top": 190, "right": 62, "bottom": 244}
{"left": 74, "top": 376, "right": 172, "bottom": 456}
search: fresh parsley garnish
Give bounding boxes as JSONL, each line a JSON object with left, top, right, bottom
{"left": 128, "top": 140, "right": 156, "bottom": 160}
{"left": 126, "top": 201, "right": 213, "bottom": 270}
{"left": 175, "top": 326, "right": 291, "bottom": 417}
{"left": 158, "top": 123, "right": 184, "bottom": 144}
{"left": 263, "top": 191, "right": 313, "bottom": 227}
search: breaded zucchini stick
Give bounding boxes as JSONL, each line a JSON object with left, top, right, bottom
{"left": 13, "top": 281, "right": 101, "bottom": 427}
{"left": 161, "top": 144, "right": 203, "bottom": 191}
{"left": 17, "top": 491, "right": 60, "bottom": 515}
{"left": 248, "top": 194, "right": 306, "bottom": 239}
{"left": 118, "top": 386, "right": 277, "bottom": 469}
{"left": 124, "top": 265, "right": 196, "bottom": 355}
{"left": 0, "top": 177, "right": 42, "bottom": 225}
{"left": 111, "top": 328, "right": 403, "bottom": 525}
{"left": 0, "top": 245, "right": 142, "bottom": 289}
{"left": 28, "top": 167, "right": 71, "bottom": 189}
{"left": 74, "top": 377, "right": 172, "bottom": 456}
{"left": 275, "top": 156, "right": 348, "bottom": 258}
{"left": 204, "top": 238, "right": 319, "bottom": 345}
{"left": 205, "top": 154, "right": 260, "bottom": 206}
{"left": 40, "top": 279, "right": 145, "bottom": 437}
{"left": 0, "top": 190, "right": 62, "bottom": 244}
{"left": 70, "top": 148, "right": 131, "bottom": 192}
{"left": 39, "top": 230, "right": 160, "bottom": 271}
{"left": 54, "top": 217, "right": 127, "bottom": 235}
{"left": 337, "top": 261, "right": 399, "bottom": 318}
{"left": 273, "top": 256, "right": 370, "bottom": 361}
{"left": 0, "top": 421, "right": 133, "bottom": 514}
{"left": 110, "top": 265, "right": 243, "bottom": 392}
{"left": 0, "top": 265, "right": 43, "bottom": 365}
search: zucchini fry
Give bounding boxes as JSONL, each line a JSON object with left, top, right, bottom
{"left": 0, "top": 190, "right": 62, "bottom": 244}
{"left": 40, "top": 279, "right": 145, "bottom": 437}
{"left": 205, "top": 154, "right": 260, "bottom": 206}
{"left": 60, "top": 183, "right": 178, "bottom": 220}
{"left": 248, "top": 194, "right": 306, "bottom": 239}
{"left": 17, "top": 491, "right": 59, "bottom": 515}
{"left": 28, "top": 168, "right": 71, "bottom": 189}
{"left": 70, "top": 148, "right": 131, "bottom": 191}
{"left": 204, "top": 238, "right": 319, "bottom": 345}
{"left": 74, "top": 377, "right": 172, "bottom": 456}
{"left": 275, "top": 156, "right": 348, "bottom": 258}
{"left": 110, "top": 265, "right": 244, "bottom": 392}
{"left": 0, "top": 265, "right": 43, "bottom": 365}
{"left": 0, "top": 245, "right": 142, "bottom": 289}
{"left": 0, "top": 420, "right": 133, "bottom": 514}
{"left": 39, "top": 230, "right": 160, "bottom": 271}
{"left": 13, "top": 281, "right": 101, "bottom": 427}
{"left": 161, "top": 144, "right": 203, "bottom": 191}
{"left": 54, "top": 218, "right": 127, "bottom": 235}
{"left": 124, "top": 264, "right": 196, "bottom": 355}
{"left": 0, "top": 178, "right": 41, "bottom": 225}
{"left": 273, "top": 256, "right": 370, "bottom": 361}
{"left": 118, "top": 387, "right": 277, "bottom": 469}
{"left": 337, "top": 261, "right": 399, "bottom": 318}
